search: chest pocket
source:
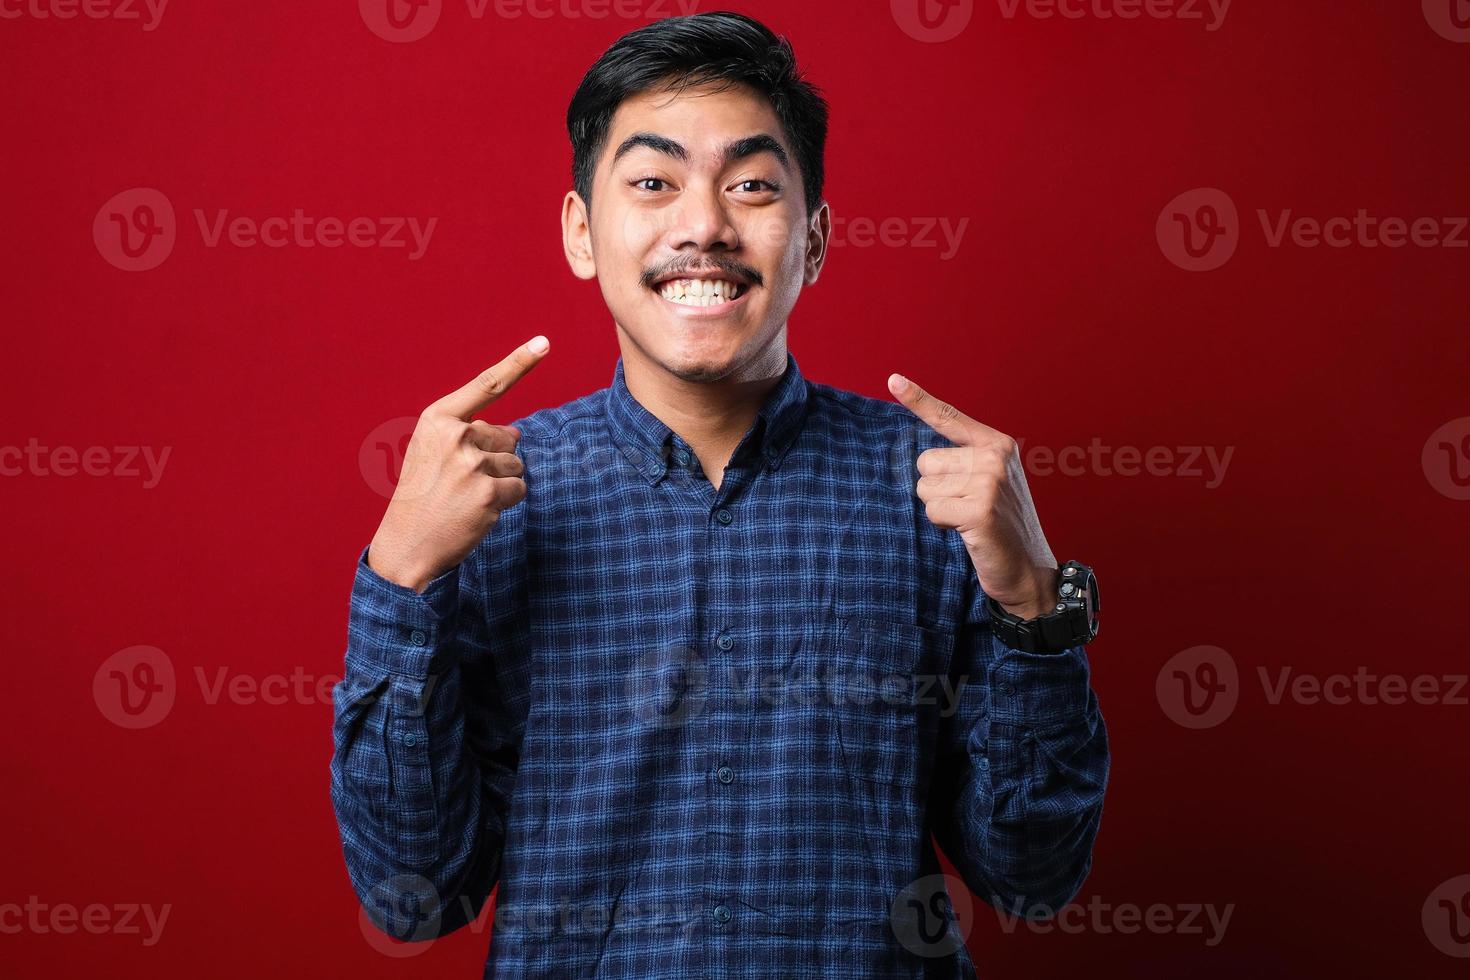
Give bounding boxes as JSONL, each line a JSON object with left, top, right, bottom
{"left": 831, "top": 617, "right": 953, "bottom": 788}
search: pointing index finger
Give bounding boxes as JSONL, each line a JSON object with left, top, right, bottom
{"left": 887, "top": 373, "right": 990, "bottom": 445}
{"left": 434, "top": 336, "right": 550, "bottom": 420}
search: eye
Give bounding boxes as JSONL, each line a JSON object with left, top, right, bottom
{"left": 631, "top": 177, "right": 671, "bottom": 192}
{"left": 734, "top": 179, "right": 780, "bottom": 194}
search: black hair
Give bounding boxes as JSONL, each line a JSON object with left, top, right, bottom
{"left": 566, "top": 11, "right": 829, "bottom": 218}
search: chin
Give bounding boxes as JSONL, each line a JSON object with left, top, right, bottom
{"left": 657, "top": 346, "right": 741, "bottom": 383}
{"left": 625, "top": 322, "right": 750, "bottom": 383}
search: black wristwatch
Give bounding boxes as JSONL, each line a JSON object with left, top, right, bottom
{"left": 985, "top": 561, "right": 1100, "bottom": 653}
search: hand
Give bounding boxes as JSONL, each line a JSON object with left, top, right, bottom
{"left": 888, "top": 372, "right": 1059, "bottom": 620}
{"left": 368, "top": 337, "right": 550, "bottom": 592}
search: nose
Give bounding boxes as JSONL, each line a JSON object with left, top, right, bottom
{"left": 661, "top": 183, "right": 740, "bottom": 253}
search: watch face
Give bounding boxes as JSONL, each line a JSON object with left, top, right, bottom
{"left": 1082, "top": 568, "right": 1099, "bottom": 631}
{"left": 1064, "top": 562, "right": 1099, "bottom": 636}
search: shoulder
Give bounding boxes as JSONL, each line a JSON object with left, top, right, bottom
{"left": 506, "top": 386, "right": 607, "bottom": 443}
{"left": 804, "top": 377, "right": 949, "bottom": 453}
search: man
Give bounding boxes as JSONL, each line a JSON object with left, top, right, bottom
{"left": 330, "top": 11, "right": 1108, "bottom": 977}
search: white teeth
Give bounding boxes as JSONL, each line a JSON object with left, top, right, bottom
{"left": 658, "top": 277, "right": 744, "bottom": 307}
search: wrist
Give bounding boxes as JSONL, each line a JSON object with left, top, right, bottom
{"left": 367, "top": 543, "right": 436, "bottom": 594}
{"left": 997, "top": 567, "right": 1061, "bottom": 621}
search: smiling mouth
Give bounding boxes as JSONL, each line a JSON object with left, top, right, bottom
{"left": 652, "top": 277, "right": 751, "bottom": 308}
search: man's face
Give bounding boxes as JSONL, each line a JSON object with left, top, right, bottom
{"left": 563, "top": 80, "right": 829, "bottom": 383}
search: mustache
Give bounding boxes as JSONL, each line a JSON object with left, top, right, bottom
{"left": 640, "top": 258, "right": 763, "bottom": 291}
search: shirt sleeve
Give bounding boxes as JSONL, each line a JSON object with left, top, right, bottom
{"left": 328, "top": 513, "right": 529, "bottom": 942}
{"left": 929, "top": 542, "right": 1110, "bottom": 918}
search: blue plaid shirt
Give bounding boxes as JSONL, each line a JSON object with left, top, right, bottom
{"left": 330, "top": 352, "right": 1108, "bottom": 978}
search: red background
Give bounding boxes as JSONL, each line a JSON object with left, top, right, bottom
{"left": 3, "top": 0, "right": 1468, "bottom": 976}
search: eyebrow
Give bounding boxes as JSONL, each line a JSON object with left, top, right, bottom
{"left": 610, "top": 132, "right": 791, "bottom": 172}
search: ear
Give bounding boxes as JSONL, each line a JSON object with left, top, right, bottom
{"left": 803, "top": 201, "right": 832, "bottom": 286}
{"left": 562, "top": 190, "right": 597, "bottom": 280}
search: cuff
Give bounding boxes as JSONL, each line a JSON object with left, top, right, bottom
{"left": 346, "top": 545, "right": 463, "bottom": 678}
{"left": 987, "top": 637, "right": 1093, "bottom": 727}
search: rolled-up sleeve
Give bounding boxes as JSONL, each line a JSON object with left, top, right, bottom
{"left": 930, "top": 546, "right": 1109, "bottom": 918}
{"left": 329, "top": 512, "right": 528, "bottom": 941}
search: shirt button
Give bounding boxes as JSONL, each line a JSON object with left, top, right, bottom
{"left": 999, "top": 682, "right": 1016, "bottom": 697}
{"left": 715, "top": 509, "right": 733, "bottom": 525}
{"left": 673, "top": 449, "right": 690, "bottom": 466}
{"left": 713, "top": 904, "right": 732, "bottom": 924}
{"left": 716, "top": 765, "right": 734, "bottom": 784}
{"left": 716, "top": 634, "right": 734, "bottom": 651}
{"left": 401, "top": 733, "right": 418, "bottom": 747}
{"left": 409, "top": 629, "right": 427, "bottom": 647}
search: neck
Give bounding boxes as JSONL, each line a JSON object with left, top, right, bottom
{"left": 618, "top": 331, "right": 788, "bottom": 482}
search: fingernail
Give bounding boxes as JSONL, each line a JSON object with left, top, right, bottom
{"left": 890, "top": 373, "right": 909, "bottom": 393}
{"left": 528, "top": 336, "right": 549, "bottom": 354}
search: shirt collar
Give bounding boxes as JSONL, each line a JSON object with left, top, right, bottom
{"left": 604, "top": 352, "right": 810, "bottom": 485}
